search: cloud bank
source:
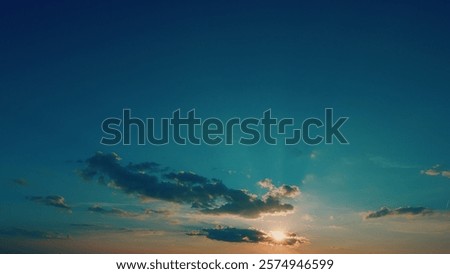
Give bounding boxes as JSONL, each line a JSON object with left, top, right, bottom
{"left": 79, "top": 152, "right": 300, "bottom": 218}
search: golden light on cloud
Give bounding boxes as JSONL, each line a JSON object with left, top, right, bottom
{"left": 270, "top": 230, "right": 287, "bottom": 242}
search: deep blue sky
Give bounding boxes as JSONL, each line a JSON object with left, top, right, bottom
{"left": 1, "top": 0, "right": 449, "bottom": 253}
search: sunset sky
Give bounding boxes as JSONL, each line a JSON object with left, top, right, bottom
{"left": 1, "top": 0, "right": 449, "bottom": 253}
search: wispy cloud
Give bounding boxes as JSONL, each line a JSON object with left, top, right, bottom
{"left": 88, "top": 204, "right": 141, "bottom": 218}
{"left": 0, "top": 228, "right": 68, "bottom": 239}
{"left": 79, "top": 152, "right": 300, "bottom": 218}
{"left": 27, "top": 195, "right": 71, "bottom": 211}
{"left": 365, "top": 206, "right": 433, "bottom": 219}
{"left": 69, "top": 223, "right": 166, "bottom": 236}
{"left": 187, "top": 226, "right": 308, "bottom": 246}
{"left": 369, "top": 156, "right": 416, "bottom": 169}
{"left": 87, "top": 204, "right": 170, "bottom": 219}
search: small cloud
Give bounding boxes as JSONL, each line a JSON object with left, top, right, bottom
{"left": 421, "top": 164, "right": 450, "bottom": 179}
{"left": 365, "top": 206, "right": 433, "bottom": 219}
{"left": 258, "top": 178, "right": 301, "bottom": 199}
{"left": 258, "top": 178, "right": 274, "bottom": 189}
{"left": 187, "top": 226, "right": 308, "bottom": 246}
{"left": 421, "top": 169, "right": 440, "bottom": 176}
{"left": 27, "top": 195, "right": 71, "bottom": 211}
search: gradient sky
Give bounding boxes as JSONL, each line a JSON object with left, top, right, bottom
{"left": 1, "top": 0, "right": 449, "bottom": 253}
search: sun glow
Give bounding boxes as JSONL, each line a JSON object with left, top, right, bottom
{"left": 270, "top": 230, "right": 286, "bottom": 242}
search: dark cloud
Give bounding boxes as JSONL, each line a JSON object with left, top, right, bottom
{"left": 365, "top": 206, "right": 433, "bottom": 219}
{"left": 127, "top": 161, "right": 168, "bottom": 173}
{"left": 199, "top": 191, "right": 295, "bottom": 218}
{"left": 164, "top": 171, "right": 209, "bottom": 185}
{"left": 27, "top": 195, "right": 71, "bottom": 211}
{"left": 12, "top": 178, "right": 28, "bottom": 186}
{"left": 187, "top": 226, "right": 308, "bottom": 246}
{"left": 79, "top": 152, "right": 300, "bottom": 218}
{"left": 0, "top": 228, "right": 68, "bottom": 239}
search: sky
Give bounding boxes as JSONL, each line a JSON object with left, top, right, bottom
{"left": 0, "top": 0, "right": 449, "bottom": 253}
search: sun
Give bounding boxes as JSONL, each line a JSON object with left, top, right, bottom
{"left": 270, "top": 230, "right": 286, "bottom": 242}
